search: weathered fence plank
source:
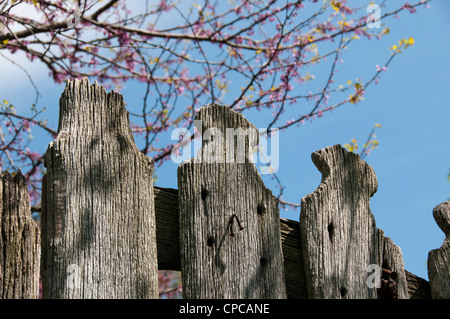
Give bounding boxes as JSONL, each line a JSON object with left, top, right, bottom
{"left": 300, "top": 145, "right": 407, "bottom": 299}
{"left": 0, "top": 171, "right": 40, "bottom": 299}
{"left": 177, "top": 103, "right": 287, "bottom": 298}
{"left": 41, "top": 78, "right": 158, "bottom": 298}
{"left": 427, "top": 201, "right": 450, "bottom": 299}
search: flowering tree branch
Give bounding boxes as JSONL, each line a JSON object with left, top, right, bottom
{"left": 0, "top": 0, "right": 431, "bottom": 209}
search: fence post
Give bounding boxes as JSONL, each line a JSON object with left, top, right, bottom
{"left": 0, "top": 171, "right": 40, "bottom": 299}
{"left": 427, "top": 201, "right": 450, "bottom": 299}
{"left": 300, "top": 145, "right": 408, "bottom": 298}
{"left": 177, "top": 103, "right": 287, "bottom": 298}
{"left": 40, "top": 78, "right": 158, "bottom": 298}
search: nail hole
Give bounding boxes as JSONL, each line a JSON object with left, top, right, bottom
{"left": 260, "top": 257, "right": 267, "bottom": 267}
{"left": 257, "top": 203, "right": 265, "bottom": 216}
{"left": 327, "top": 222, "right": 334, "bottom": 242}
{"left": 340, "top": 287, "right": 347, "bottom": 297}
{"left": 207, "top": 236, "right": 214, "bottom": 247}
{"left": 201, "top": 187, "right": 209, "bottom": 200}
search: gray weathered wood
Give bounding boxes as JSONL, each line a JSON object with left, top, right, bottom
{"left": 0, "top": 171, "right": 40, "bottom": 299}
{"left": 427, "top": 201, "right": 450, "bottom": 299}
{"left": 177, "top": 103, "right": 287, "bottom": 298}
{"left": 153, "top": 186, "right": 429, "bottom": 298}
{"left": 41, "top": 78, "right": 158, "bottom": 299}
{"left": 300, "top": 145, "right": 407, "bottom": 298}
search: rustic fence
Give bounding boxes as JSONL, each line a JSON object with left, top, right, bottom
{"left": 0, "top": 78, "right": 448, "bottom": 299}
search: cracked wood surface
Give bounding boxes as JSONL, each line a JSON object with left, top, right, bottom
{"left": 0, "top": 171, "right": 40, "bottom": 299}
{"left": 177, "top": 104, "right": 287, "bottom": 299}
{"left": 300, "top": 145, "right": 408, "bottom": 299}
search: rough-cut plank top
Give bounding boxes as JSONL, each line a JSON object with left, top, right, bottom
{"left": 0, "top": 171, "right": 40, "bottom": 299}
{"left": 178, "top": 103, "right": 287, "bottom": 299}
{"left": 300, "top": 145, "right": 407, "bottom": 299}
{"left": 41, "top": 78, "right": 158, "bottom": 299}
{"left": 427, "top": 201, "right": 450, "bottom": 299}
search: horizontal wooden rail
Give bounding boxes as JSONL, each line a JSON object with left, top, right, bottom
{"left": 154, "top": 186, "right": 431, "bottom": 299}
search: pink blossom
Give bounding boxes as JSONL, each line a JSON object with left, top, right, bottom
{"left": 176, "top": 86, "right": 185, "bottom": 95}
{"left": 375, "top": 64, "right": 387, "bottom": 72}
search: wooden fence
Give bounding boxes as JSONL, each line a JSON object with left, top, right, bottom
{"left": 0, "top": 78, "right": 448, "bottom": 299}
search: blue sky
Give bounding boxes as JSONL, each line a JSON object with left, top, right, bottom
{"left": 1, "top": 0, "right": 449, "bottom": 282}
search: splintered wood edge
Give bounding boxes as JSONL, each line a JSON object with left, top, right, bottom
{"left": 54, "top": 78, "right": 146, "bottom": 162}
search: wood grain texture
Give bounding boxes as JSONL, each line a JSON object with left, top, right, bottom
{"left": 427, "top": 201, "right": 450, "bottom": 299}
{"left": 177, "top": 103, "right": 287, "bottom": 299}
{"left": 300, "top": 145, "right": 407, "bottom": 299}
{"left": 154, "top": 186, "right": 180, "bottom": 271}
{"left": 153, "top": 186, "right": 429, "bottom": 298}
{"left": 0, "top": 171, "right": 40, "bottom": 299}
{"left": 41, "top": 78, "right": 158, "bottom": 299}
{"left": 405, "top": 270, "right": 431, "bottom": 299}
